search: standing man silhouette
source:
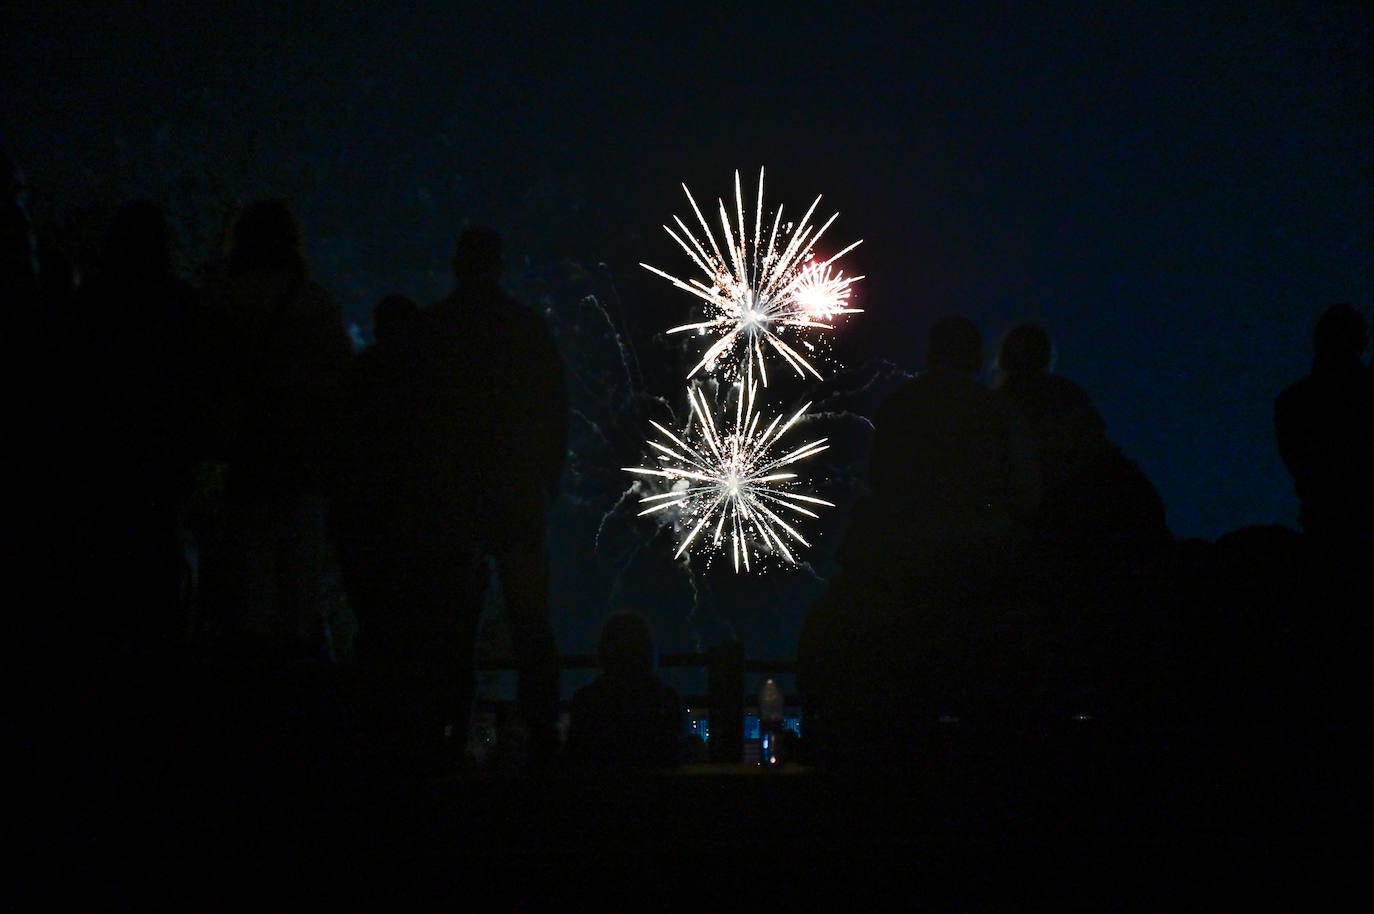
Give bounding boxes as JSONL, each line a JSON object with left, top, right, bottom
{"left": 799, "top": 314, "right": 1040, "bottom": 769}
{"left": 1274, "top": 303, "right": 1374, "bottom": 556}
{"left": 350, "top": 226, "right": 567, "bottom": 775}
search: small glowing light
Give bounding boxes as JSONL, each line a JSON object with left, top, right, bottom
{"left": 792, "top": 259, "right": 857, "bottom": 322}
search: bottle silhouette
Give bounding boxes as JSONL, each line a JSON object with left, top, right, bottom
{"left": 759, "top": 678, "right": 785, "bottom": 768}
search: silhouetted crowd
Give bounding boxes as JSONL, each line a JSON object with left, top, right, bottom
{"left": 5, "top": 149, "right": 1371, "bottom": 809}
{"left": 6, "top": 163, "right": 574, "bottom": 788}
{"left": 799, "top": 309, "right": 1373, "bottom": 788}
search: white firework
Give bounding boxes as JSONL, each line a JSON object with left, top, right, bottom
{"left": 623, "top": 381, "right": 834, "bottom": 572}
{"left": 640, "top": 167, "right": 863, "bottom": 386}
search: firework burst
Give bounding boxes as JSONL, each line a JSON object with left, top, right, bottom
{"left": 640, "top": 167, "right": 863, "bottom": 386}
{"left": 623, "top": 381, "right": 834, "bottom": 572}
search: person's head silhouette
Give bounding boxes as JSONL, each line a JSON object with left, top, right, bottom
{"left": 227, "top": 199, "right": 306, "bottom": 278}
{"left": 926, "top": 314, "right": 984, "bottom": 376}
{"left": 996, "top": 322, "right": 1054, "bottom": 376}
{"left": 452, "top": 225, "right": 504, "bottom": 287}
{"left": 598, "top": 611, "right": 657, "bottom": 679}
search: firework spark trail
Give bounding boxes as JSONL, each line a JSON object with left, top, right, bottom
{"left": 640, "top": 167, "right": 864, "bottom": 387}
{"left": 594, "top": 263, "right": 647, "bottom": 393}
{"left": 805, "top": 359, "right": 919, "bottom": 417}
{"left": 572, "top": 407, "right": 615, "bottom": 452}
{"left": 580, "top": 293, "right": 638, "bottom": 400}
{"left": 567, "top": 291, "right": 676, "bottom": 421}
{"left": 623, "top": 381, "right": 834, "bottom": 572}
{"left": 595, "top": 482, "right": 645, "bottom": 552}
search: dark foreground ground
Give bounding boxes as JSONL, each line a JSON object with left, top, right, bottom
{"left": 10, "top": 657, "right": 1366, "bottom": 913}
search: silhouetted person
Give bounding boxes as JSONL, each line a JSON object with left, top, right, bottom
{"left": 992, "top": 323, "right": 1104, "bottom": 492}
{"left": 200, "top": 200, "right": 353, "bottom": 662}
{"left": 2, "top": 151, "right": 38, "bottom": 313}
{"left": 348, "top": 226, "right": 567, "bottom": 776}
{"left": 1272, "top": 304, "right": 1374, "bottom": 781}
{"left": 12, "top": 200, "right": 226, "bottom": 801}
{"left": 990, "top": 323, "right": 1171, "bottom": 729}
{"left": 562, "top": 611, "right": 686, "bottom": 772}
{"left": 800, "top": 315, "right": 1040, "bottom": 770}
{"left": 839, "top": 313, "right": 1039, "bottom": 574}
{"left": 60, "top": 200, "right": 214, "bottom": 665}
{"left": 330, "top": 293, "right": 422, "bottom": 668}
{"left": 2, "top": 155, "right": 52, "bottom": 549}
{"left": 1274, "top": 303, "right": 1374, "bottom": 556}
{"left": 993, "top": 321, "right": 1171, "bottom": 565}
{"left": 5, "top": 152, "right": 48, "bottom": 659}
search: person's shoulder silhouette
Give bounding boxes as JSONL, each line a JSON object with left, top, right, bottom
{"left": 332, "top": 292, "right": 421, "bottom": 520}
{"left": 67, "top": 200, "right": 206, "bottom": 473}
{"left": 215, "top": 200, "right": 345, "bottom": 344}
{"left": 409, "top": 225, "right": 568, "bottom": 524}
{"left": 423, "top": 226, "right": 533, "bottom": 331}
{"left": 990, "top": 321, "right": 1170, "bottom": 560}
{"left": 1274, "top": 303, "right": 1374, "bottom": 552}
{"left": 207, "top": 199, "right": 352, "bottom": 497}
{"left": 849, "top": 313, "right": 1039, "bottom": 564}
{"left": 991, "top": 322, "right": 1105, "bottom": 491}
{"left": 343, "top": 293, "right": 419, "bottom": 439}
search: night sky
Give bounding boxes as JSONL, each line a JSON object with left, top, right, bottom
{"left": 6, "top": 2, "right": 1371, "bottom": 657}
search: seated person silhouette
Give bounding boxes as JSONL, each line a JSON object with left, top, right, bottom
{"left": 1274, "top": 303, "right": 1374, "bottom": 556}
{"left": 562, "top": 611, "right": 686, "bottom": 773}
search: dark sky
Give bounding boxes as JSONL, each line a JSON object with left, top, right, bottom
{"left": 4, "top": 2, "right": 1371, "bottom": 653}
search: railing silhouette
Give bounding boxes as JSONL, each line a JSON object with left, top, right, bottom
{"left": 477, "top": 639, "right": 796, "bottom": 763}
{"left": 473, "top": 565, "right": 1188, "bottom": 763}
